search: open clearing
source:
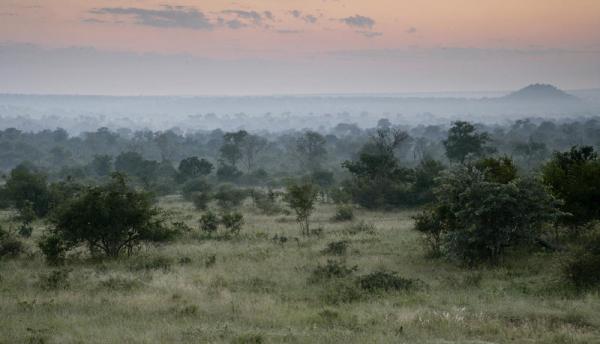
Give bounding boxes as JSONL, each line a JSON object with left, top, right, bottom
{"left": 1, "top": 198, "right": 599, "bottom": 343}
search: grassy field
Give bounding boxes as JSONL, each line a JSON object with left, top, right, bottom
{"left": 1, "top": 196, "right": 599, "bottom": 343}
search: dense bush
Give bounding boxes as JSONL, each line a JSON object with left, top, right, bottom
{"left": 542, "top": 146, "right": 600, "bottom": 226}
{"left": 42, "top": 174, "right": 173, "bottom": 259}
{"left": 0, "top": 227, "right": 25, "bottom": 258}
{"left": 4, "top": 164, "right": 52, "bottom": 217}
{"left": 331, "top": 204, "right": 354, "bottom": 222}
{"left": 199, "top": 211, "right": 219, "bottom": 234}
{"left": 221, "top": 212, "right": 244, "bottom": 235}
{"left": 251, "top": 189, "right": 283, "bottom": 215}
{"left": 310, "top": 260, "right": 358, "bottom": 282}
{"left": 191, "top": 192, "right": 211, "bottom": 210}
{"left": 563, "top": 224, "right": 600, "bottom": 290}
{"left": 181, "top": 178, "right": 211, "bottom": 201}
{"left": 415, "top": 160, "right": 561, "bottom": 265}
{"left": 214, "top": 184, "right": 247, "bottom": 210}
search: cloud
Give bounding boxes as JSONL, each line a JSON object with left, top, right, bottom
{"left": 90, "top": 6, "right": 213, "bottom": 30}
{"left": 356, "top": 30, "right": 382, "bottom": 38}
{"left": 226, "top": 19, "right": 246, "bottom": 29}
{"left": 221, "top": 9, "right": 263, "bottom": 24}
{"left": 289, "top": 10, "right": 318, "bottom": 24}
{"left": 340, "top": 15, "right": 375, "bottom": 29}
{"left": 406, "top": 27, "right": 417, "bottom": 34}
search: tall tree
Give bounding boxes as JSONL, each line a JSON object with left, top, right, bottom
{"left": 443, "top": 121, "right": 492, "bottom": 163}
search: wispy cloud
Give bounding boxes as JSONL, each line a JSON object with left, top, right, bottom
{"left": 90, "top": 5, "right": 214, "bottom": 30}
{"left": 356, "top": 30, "right": 382, "bottom": 38}
{"left": 340, "top": 15, "right": 375, "bottom": 29}
{"left": 289, "top": 10, "right": 318, "bottom": 24}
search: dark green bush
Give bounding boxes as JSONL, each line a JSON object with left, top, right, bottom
{"left": 214, "top": 184, "right": 247, "bottom": 210}
{"left": 199, "top": 211, "right": 219, "bottom": 234}
{"left": 38, "top": 234, "right": 67, "bottom": 264}
{"left": 332, "top": 204, "right": 354, "bottom": 222}
{"left": 221, "top": 212, "right": 244, "bottom": 235}
{"left": 181, "top": 178, "right": 211, "bottom": 201}
{"left": 310, "top": 260, "right": 357, "bottom": 283}
{"left": 191, "top": 192, "right": 211, "bottom": 210}
{"left": 564, "top": 225, "right": 600, "bottom": 290}
{"left": 321, "top": 241, "right": 349, "bottom": 255}
{"left": 0, "top": 227, "right": 25, "bottom": 258}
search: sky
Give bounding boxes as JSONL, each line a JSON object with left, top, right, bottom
{"left": 0, "top": 0, "right": 599, "bottom": 95}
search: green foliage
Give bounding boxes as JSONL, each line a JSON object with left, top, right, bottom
{"left": 310, "top": 260, "right": 358, "bottom": 282}
{"left": 181, "top": 178, "right": 212, "bottom": 201}
{"left": 412, "top": 158, "right": 445, "bottom": 204}
{"left": 46, "top": 173, "right": 172, "bottom": 258}
{"left": 415, "top": 162, "right": 562, "bottom": 265}
{"left": 214, "top": 184, "right": 247, "bottom": 210}
{"left": 284, "top": 181, "right": 319, "bottom": 235}
{"left": 4, "top": 164, "right": 51, "bottom": 217}
{"left": 251, "top": 189, "right": 283, "bottom": 215}
{"left": 475, "top": 156, "right": 518, "bottom": 184}
{"left": 114, "top": 151, "right": 158, "bottom": 185}
{"left": 191, "top": 192, "right": 211, "bottom": 210}
{"left": 357, "top": 271, "right": 421, "bottom": 292}
{"left": 178, "top": 157, "right": 213, "bottom": 182}
{"left": 38, "top": 234, "right": 67, "bottom": 264}
{"left": 332, "top": 204, "right": 354, "bottom": 222}
{"left": 321, "top": 240, "right": 349, "bottom": 255}
{"left": 216, "top": 164, "right": 243, "bottom": 183}
{"left": 296, "top": 131, "right": 327, "bottom": 170}
{"left": 444, "top": 121, "right": 493, "bottom": 163}
{"left": 542, "top": 146, "right": 600, "bottom": 226}
{"left": 220, "top": 130, "right": 248, "bottom": 167}
{"left": 199, "top": 211, "right": 219, "bottom": 234}
{"left": 90, "top": 154, "right": 113, "bottom": 177}
{"left": 221, "top": 212, "right": 244, "bottom": 235}
{"left": 563, "top": 224, "right": 600, "bottom": 290}
{"left": 0, "top": 227, "right": 25, "bottom": 258}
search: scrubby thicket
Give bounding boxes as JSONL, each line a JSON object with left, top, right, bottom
{"left": 1, "top": 117, "right": 600, "bottom": 342}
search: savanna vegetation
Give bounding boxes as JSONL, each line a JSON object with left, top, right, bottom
{"left": 1, "top": 117, "right": 599, "bottom": 343}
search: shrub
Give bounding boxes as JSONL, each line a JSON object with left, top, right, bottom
{"left": 284, "top": 181, "right": 319, "bottom": 235}
{"left": 310, "top": 260, "right": 357, "bottom": 283}
{"left": 38, "top": 234, "right": 67, "bottom": 264}
{"left": 181, "top": 178, "right": 211, "bottom": 201}
{"left": 221, "top": 212, "right": 244, "bottom": 235}
{"left": 332, "top": 204, "right": 354, "bottom": 222}
{"left": 191, "top": 192, "right": 211, "bottom": 210}
{"left": 357, "top": 271, "right": 421, "bottom": 292}
{"left": 199, "top": 211, "right": 219, "bottom": 234}
{"left": 320, "top": 279, "right": 363, "bottom": 304}
{"left": 321, "top": 241, "right": 349, "bottom": 255}
{"left": 4, "top": 164, "right": 52, "bottom": 217}
{"left": 251, "top": 189, "right": 283, "bottom": 215}
{"left": 46, "top": 173, "right": 172, "bottom": 258}
{"left": 0, "top": 227, "right": 25, "bottom": 258}
{"left": 39, "top": 268, "right": 71, "bottom": 290}
{"left": 18, "top": 224, "right": 33, "bottom": 238}
{"left": 542, "top": 146, "right": 600, "bottom": 226}
{"left": 563, "top": 225, "right": 600, "bottom": 290}
{"left": 214, "top": 184, "right": 247, "bottom": 210}
{"left": 414, "top": 163, "right": 562, "bottom": 265}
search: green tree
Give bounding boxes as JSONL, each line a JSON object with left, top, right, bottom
{"left": 44, "top": 174, "right": 172, "bottom": 258}
{"left": 542, "top": 146, "right": 600, "bottom": 226}
{"left": 178, "top": 157, "right": 213, "bottom": 181}
{"left": 220, "top": 130, "right": 248, "bottom": 167}
{"left": 284, "top": 181, "right": 319, "bottom": 235}
{"left": 296, "top": 131, "right": 327, "bottom": 171}
{"left": 4, "top": 164, "right": 51, "bottom": 217}
{"left": 443, "top": 121, "right": 492, "bottom": 163}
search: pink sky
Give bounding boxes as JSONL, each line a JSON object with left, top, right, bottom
{"left": 1, "top": 0, "right": 599, "bottom": 94}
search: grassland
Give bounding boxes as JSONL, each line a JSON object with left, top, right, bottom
{"left": 1, "top": 197, "right": 599, "bottom": 343}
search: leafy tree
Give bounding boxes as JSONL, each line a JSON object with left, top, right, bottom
{"left": 411, "top": 158, "right": 445, "bottom": 204}
{"left": 415, "top": 162, "right": 561, "bottom": 265}
{"left": 221, "top": 212, "right": 244, "bottom": 235}
{"left": 4, "top": 164, "right": 51, "bottom": 217}
{"left": 199, "top": 211, "right": 219, "bottom": 234}
{"left": 214, "top": 184, "right": 247, "bottom": 210}
{"left": 443, "top": 121, "right": 492, "bottom": 163}
{"left": 296, "top": 131, "right": 327, "bottom": 171}
{"left": 542, "top": 146, "right": 600, "bottom": 226}
{"left": 240, "top": 134, "right": 267, "bottom": 172}
{"left": 90, "top": 154, "right": 113, "bottom": 177}
{"left": 216, "top": 163, "right": 243, "bottom": 183}
{"left": 181, "top": 178, "right": 212, "bottom": 201}
{"left": 342, "top": 128, "right": 414, "bottom": 208}
{"left": 284, "top": 181, "right": 319, "bottom": 235}
{"left": 474, "top": 156, "right": 518, "bottom": 184}
{"left": 178, "top": 157, "right": 213, "bottom": 181}
{"left": 43, "top": 174, "right": 172, "bottom": 258}
{"left": 220, "top": 130, "right": 248, "bottom": 167}
{"left": 114, "top": 151, "right": 158, "bottom": 185}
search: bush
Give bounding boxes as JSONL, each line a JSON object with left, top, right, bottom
{"left": 321, "top": 241, "right": 349, "bottom": 255}
{"left": 251, "top": 189, "right": 283, "bottom": 215}
{"left": 563, "top": 225, "right": 600, "bottom": 290}
{"left": 38, "top": 234, "right": 67, "bottom": 264}
{"left": 284, "top": 181, "right": 319, "bottom": 235}
{"left": 214, "top": 184, "right": 247, "bottom": 210}
{"left": 310, "top": 260, "right": 357, "bottom": 283}
{"left": 18, "top": 224, "right": 33, "bottom": 238}
{"left": 181, "top": 178, "right": 211, "bottom": 201}
{"left": 4, "top": 164, "right": 52, "bottom": 217}
{"left": 332, "top": 204, "right": 354, "bottom": 222}
{"left": 191, "top": 192, "right": 211, "bottom": 210}
{"left": 221, "top": 212, "right": 244, "bottom": 235}
{"left": 357, "top": 271, "right": 421, "bottom": 292}
{"left": 46, "top": 174, "right": 172, "bottom": 258}
{"left": 199, "top": 211, "right": 219, "bottom": 234}
{"left": 0, "top": 227, "right": 25, "bottom": 258}
{"left": 414, "top": 163, "right": 562, "bottom": 265}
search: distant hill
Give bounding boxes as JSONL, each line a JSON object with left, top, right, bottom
{"left": 502, "top": 84, "right": 579, "bottom": 102}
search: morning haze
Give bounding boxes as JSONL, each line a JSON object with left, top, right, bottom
{"left": 1, "top": 1, "right": 600, "bottom": 343}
